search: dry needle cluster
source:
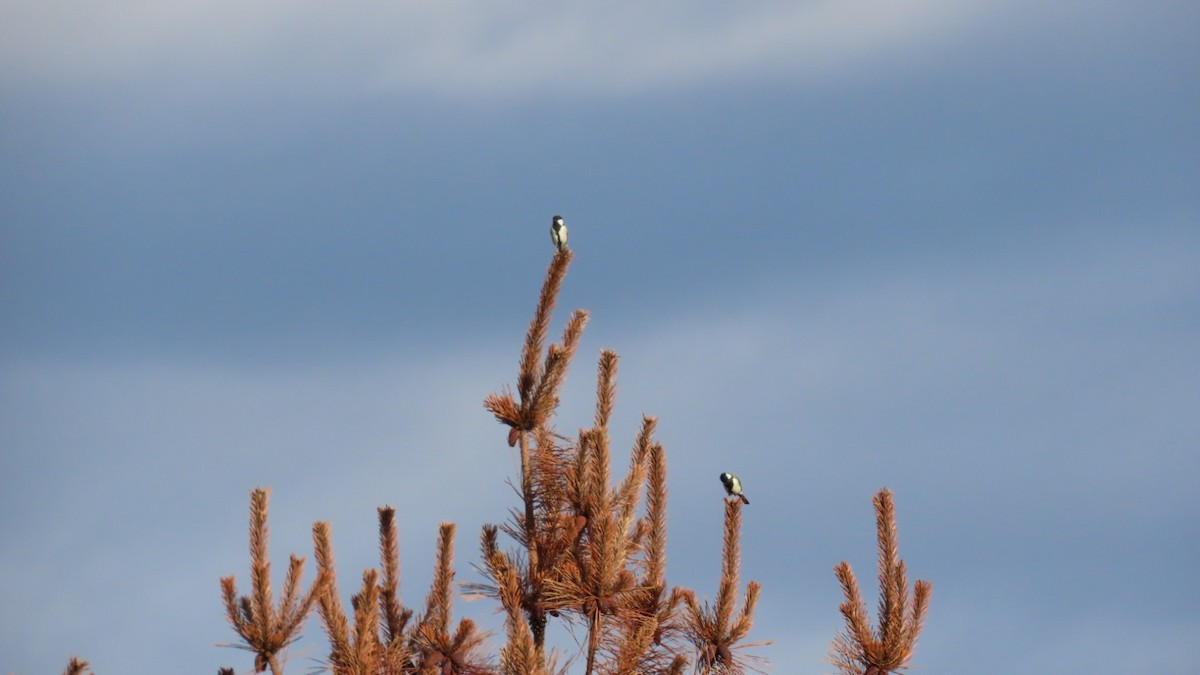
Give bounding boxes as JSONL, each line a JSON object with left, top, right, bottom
{"left": 830, "top": 490, "right": 932, "bottom": 675}
{"left": 477, "top": 248, "right": 769, "bottom": 674}
{"left": 61, "top": 656, "right": 92, "bottom": 675}
{"left": 219, "top": 487, "right": 326, "bottom": 674}
{"left": 199, "top": 244, "right": 930, "bottom": 674}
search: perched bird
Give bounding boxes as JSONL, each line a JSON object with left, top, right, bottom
{"left": 550, "top": 214, "right": 569, "bottom": 252}
{"left": 719, "top": 472, "right": 750, "bottom": 504}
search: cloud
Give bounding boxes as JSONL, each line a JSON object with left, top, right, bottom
{"left": 0, "top": 0, "right": 1006, "bottom": 99}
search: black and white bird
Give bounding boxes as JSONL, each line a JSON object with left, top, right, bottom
{"left": 719, "top": 472, "right": 750, "bottom": 504}
{"left": 550, "top": 214, "right": 569, "bottom": 252}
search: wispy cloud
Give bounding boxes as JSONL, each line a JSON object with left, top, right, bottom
{"left": 1, "top": 1, "right": 1006, "bottom": 99}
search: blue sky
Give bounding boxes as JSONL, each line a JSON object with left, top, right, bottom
{"left": 1, "top": 1, "right": 1197, "bottom": 673}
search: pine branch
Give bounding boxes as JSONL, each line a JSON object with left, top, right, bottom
{"left": 715, "top": 501, "right": 742, "bottom": 629}
{"left": 351, "top": 569, "right": 382, "bottom": 670}
{"left": 423, "top": 523, "right": 457, "bottom": 638}
{"left": 220, "top": 488, "right": 324, "bottom": 674}
{"left": 250, "top": 488, "right": 273, "bottom": 649}
{"left": 829, "top": 489, "right": 932, "bottom": 675}
{"left": 61, "top": 656, "right": 91, "bottom": 675}
{"left": 518, "top": 251, "right": 573, "bottom": 409}
{"left": 413, "top": 523, "right": 496, "bottom": 673}
{"left": 833, "top": 562, "right": 873, "bottom": 651}
{"left": 529, "top": 310, "right": 589, "bottom": 429}
{"left": 378, "top": 506, "right": 413, "bottom": 646}
{"left": 643, "top": 440, "right": 668, "bottom": 587}
{"left": 682, "top": 501, "right": 769, "bottom": 673}
{"left": 313, "top": 521, "right": 353, "bottom": 671}
{"left": 594, "top": 350, "right": 619, "bottom": 429}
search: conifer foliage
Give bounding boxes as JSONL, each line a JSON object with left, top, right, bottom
{"left": 219, "top": 487, "right": 326, "bottom": 674}
{"left": 477, "top": 247, "right": 768, "bottom": 674}
{"left": 830, "top": 490, "right": 932, "bottom": 675}
{"left": 201, "top": 244, "right": 930, "bottom": 674}
{"left": 61, "top": 656, "right": 92, "bottom": 675}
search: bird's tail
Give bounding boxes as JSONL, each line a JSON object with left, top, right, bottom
{"left": 740, "top": 495, "right": 750, "bottom": 505}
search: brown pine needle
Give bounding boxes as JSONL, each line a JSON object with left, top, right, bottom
{"left": 484, "top": 390, "right": 523, "bottom": 432}
{"left": 413, "top": 522, "right": 496, "bottom": 673}
{"left": 424, "top": 523, "right": 457, "bottom": 637}
{"left": 517, "top": 250, "right": 574, "bottom": 409}
{"left": 643, "top": 442, "right": 668, "bottom": 586}
{"left": 313, "top": 521, "right": 353, "bottom": 669}
{"left": 715, "top": 501, "right": 742, "bottom": 628}
{"left": 682, "top": 500, "right": 769, "bottom": 674}
{"left": 377, "top": 506, "right": 412, "bottom": 645}
{"left": 350, "top": 569, "right": 382, "bottom": 668}
{"left": 830, "top": 489, "right": 932, "bottom": 675}
{"left": 61, "top": 657, "right": 91, "bottom": 675}
{"left": 594, "top": 350, "right": 619, "bottom": 429}
{"left": 529, "top": 310, "right": 590, "bottom": 429}
{"left": 834, "top": 562, "right": 873, "bottom": 650}
{"left": 220, "top": 488, "right": 325, "bottom": 675}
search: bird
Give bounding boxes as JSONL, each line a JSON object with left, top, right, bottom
{"left": 719, "top": 472, "right": 750, "bottom": 504}
{"left": 550, "top": 214, "right": 568, "bottom": 252}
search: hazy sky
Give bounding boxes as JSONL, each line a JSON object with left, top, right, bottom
{"left": 2, "top": 2, "right": 1197, "bottom": 673}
